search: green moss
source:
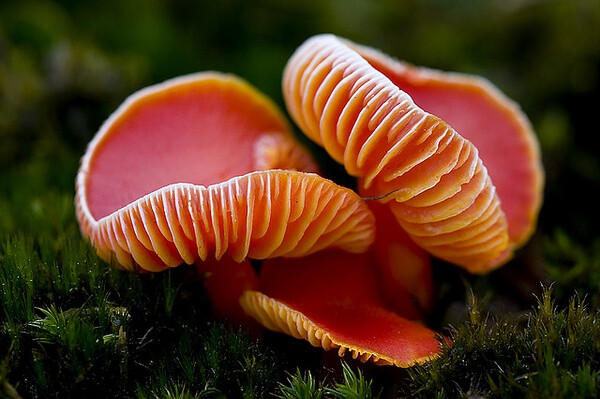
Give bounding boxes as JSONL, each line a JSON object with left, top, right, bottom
{"left": 325, "top": 362, "right": 376, "bottom": 399}
{"left": 401, "top": 288, "right": 600, "bottom": 398}
{"left": 275, "top": 362, "right": 376, "bottom": 399}
{"left": 0, "top": 225, "right": 284, "bottom": 397}
{"left": 276, "top": 369, "right": 325, "bottom": 399}
{"left": 4, "top": 212, "right": 599, "bottom": 398}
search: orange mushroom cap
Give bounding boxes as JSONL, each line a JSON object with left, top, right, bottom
{"left": 240, "top": 250, "right": 442, "bottom": 367}
{"left": 283, "top": 34, "right": 543, "bottom": 273}
{"left": 76, "top": 72, "right": 375, "bottom": 272}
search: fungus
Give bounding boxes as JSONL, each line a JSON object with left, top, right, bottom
{"left": 283, "top": 34, "right": 543, "bottom": 273}
{"left": 75, "top": 72, "right": 375, "bottom": 272}
{"left": 186, "top": 196, "right": 436, "bottom": 367}
{"left": 240, "top": 250, "right": 442, "bottom": 367}
{"left": 196, "top": 201, "right": 435, "bottom": 362}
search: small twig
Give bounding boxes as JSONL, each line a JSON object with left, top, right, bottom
{"left": 2, "top": 380, "right": 23, "bottom": 399}
{"left": 360, "top": 188, "right": 402, "bottom": 201}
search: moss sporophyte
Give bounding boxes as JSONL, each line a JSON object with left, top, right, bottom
{"left": 75, "top": 34, "right": 543, "bottom": 368}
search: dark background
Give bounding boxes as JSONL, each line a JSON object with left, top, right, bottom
{"left": 2, "top": 0, "right": 599, "bottom": 241}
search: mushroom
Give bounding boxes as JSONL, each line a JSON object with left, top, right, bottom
{"left": 283, "top": 34, "right": 544, "bottom": 273}
{"left": 240, "top": 249, "right": 442, "bottom": 367}
{"left": 75, "top": 72, "right": 375, "bottom": 272}
{"left": 200, "top": 199, "right": 438, "bottom": 367}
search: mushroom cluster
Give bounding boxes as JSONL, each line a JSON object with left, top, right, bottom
{"left": 75, "top": 34, "right": 543, "bottom": 367}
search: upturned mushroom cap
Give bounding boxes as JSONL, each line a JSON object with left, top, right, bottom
{"left": 240, "top": 250, "right": 442, "bottom": 367}
{"left": 283, "top": 34, "right": 543, "bottom": 273}
{"left": 76, "top": 72, "right": 375, "bottom": 271}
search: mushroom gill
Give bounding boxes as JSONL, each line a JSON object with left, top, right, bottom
{"left": 283, "top": 34, "right": 543, "bottom": 273}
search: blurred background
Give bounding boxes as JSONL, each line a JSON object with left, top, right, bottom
{"left": 1, "top": 0, "right": 599, "bottom": 308}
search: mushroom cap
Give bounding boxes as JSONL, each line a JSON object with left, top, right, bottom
{"left": 283, "top": 34, "right": 543, "bottom": 273}
{"left": 240, "top": 250, "right": 442, "bottom": 367}
{"left": 76, "top": 72, "right": 375, "bottom": 271}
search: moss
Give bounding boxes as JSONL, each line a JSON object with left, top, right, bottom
{"left": 4, "top": 206, "right": 600, "bottom": 398}
{"left": 401, "top": 288, "right": 600, "bottom": 398}
{"left": 275, "top": 362, "right": 376, "bottom": 399}
{"left": 0, "top": 227, "right": 283, "bottom": 397}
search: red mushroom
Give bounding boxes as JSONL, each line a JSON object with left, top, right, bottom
{"left": 236, "top": 194, "right": 437, "bottom": 368}
{"left": 240, "top": 250, "right": 442, "bottom": 367}
{"left": 75, "top": 72, "right": 375, "bottom": 272}
{"left": 192, "top": 193, "right": 437, "bottom": 367}
{"left": 283, "top": 34, "right": 544, "bottom": 273}
{"left": 198, "top": 202, "right": 441, "bottom": 367}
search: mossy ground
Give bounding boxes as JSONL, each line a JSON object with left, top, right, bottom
{"left": 2, "top": 0, "right": 600, "bottom": 397}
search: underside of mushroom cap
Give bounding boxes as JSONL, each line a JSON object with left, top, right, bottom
{"left": 80, "top": 171, "right": 376, "bottom": 271}
{"left": 240, "top": 250, "right": 442, "bottom": 367}
{"left": 283, "top": 34, "right": 543, "bottom": 273}
{"left": 352, "top": 42, "right": 544, "bottom": 250}
{"left": 76, "top": 72, "right": 375, "bottom": 271}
